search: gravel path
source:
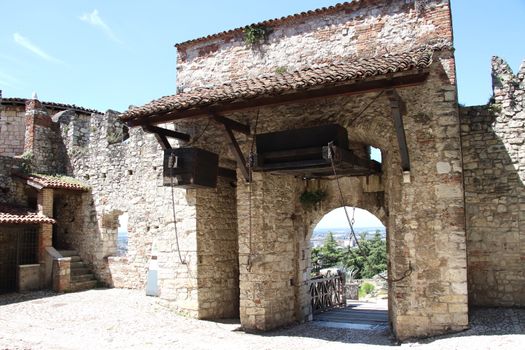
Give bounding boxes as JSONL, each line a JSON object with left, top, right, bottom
{"left": 0, "top": 289, "right": 523, "bottom": 350}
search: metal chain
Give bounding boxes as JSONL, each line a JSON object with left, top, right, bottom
{"left": 184, "top": 117, "right": 211, "bottom": 147}
{"left": 170, "top": 161, "right": 186, "bottom": 265}
{"left": 327, "top": 142, "right": 411, "bottom": 283}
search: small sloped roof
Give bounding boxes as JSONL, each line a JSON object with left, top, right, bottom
{"left": 122, "top": 44, "right": 448, "bottom": 125}
{"left": 0, "top": 204, "right": 55, "bottom": 224}
{"left": 14, "top": 173, "right": 90, "bottom": 191}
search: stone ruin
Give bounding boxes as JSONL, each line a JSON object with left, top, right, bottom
{"left": 0, "top": 0, "right": 523, "bottom": 341}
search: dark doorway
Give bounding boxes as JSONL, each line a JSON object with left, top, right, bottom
{"left": 0, "top": 225, "right": 39, "bottom": 293}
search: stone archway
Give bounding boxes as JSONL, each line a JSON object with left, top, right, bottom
{"left": 294, "top": 171, "right": 389, "bottom": 325}
{"left": 234, "top": 70, "right": 468, "bottom": 339}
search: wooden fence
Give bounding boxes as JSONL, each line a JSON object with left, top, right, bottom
{"left": 309, "top": 274, "right": 346, "bottom": 313}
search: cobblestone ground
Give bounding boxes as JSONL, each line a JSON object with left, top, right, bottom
{"left": 0, "top": 289, "right": 523, "bottom": 350}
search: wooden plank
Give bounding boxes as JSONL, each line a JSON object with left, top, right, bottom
{"left": 386, "top": 89, "right": 410, "bottom": 171}
{"left": 142, "top": 125, "right": 190, "bottom": 142}
{"left": 253, "top": 144, "right": 381, "bottom": 177}
{"left": 258, "top": 147, "right": 323, "bottom": 162}
{"left": 313, "top": 304, "right": 388, "bottom": 324}
{"left": 323, "top": 145, "right": 381, "bottom": 172}
{"left": 126, "top": 72, "right": 429, "bottom": 127}
{"left": 212, "top": 115, "right": 250, "bottom": 135}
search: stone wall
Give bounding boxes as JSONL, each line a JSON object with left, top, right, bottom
{"left": 23, "top": 105, "right": 67, "bottom": 175}
{"left": 59, "top": 110, "right": 240, "bottom": 319}
{"left": 176, "top": 0, "right": 454, "bottom": 91}
{"left": 0, "top": 105, "right": 25, "bottom": 156}
{"left": 0, "top": 155, "right": 29, "bottom": 205}
{"left": 196, "top": 177, "right": 239, "bottom": 319}
{"left": 461, "top": 57, "right": 525, "bottom": 306}
{"left": 0, "top": 99, "right": 93, "bottom": 160}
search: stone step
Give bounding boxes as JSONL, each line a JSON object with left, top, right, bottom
{"left": 69, "top": 256, "right": 82, "bottom": 263}
{"left": 70, "top": 261, "right": 85, "bottom": 269}
{"left": 58, "top": 250, "right": 78, "bottom": 257}
{"left": 69, "top": 279, "right": 97, "bottom": 292}
{"left": 71, "top": 273, "right": 95, "bottom": 282}
{"left": 71, "top": 267, "right": 91, "bottom": 275}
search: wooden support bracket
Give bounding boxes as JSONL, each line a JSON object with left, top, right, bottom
{"left": 211, "top": 114, "right": 250, "bottom": 135}
{"left": 142, "top": 125, "right": 190, "bottom": 142}
{"left": 386, "top": 89, "right": 410, "bottom": 172}
{"left": 221, "top": 124, "right": 250, "bottom": 182}
{"left": 147, "top": 130, "right": 172, "bottom": 150}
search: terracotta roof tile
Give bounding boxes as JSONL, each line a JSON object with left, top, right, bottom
{"left": 122, "top": 44, "right": 449, "bottom": 123}
{"left": 1, "top": 97, "right": 99, "bottom": 114}
{"left": 0, "top": 204, "right": 55, "bottom": 225}
{"left": 175, "top": 1, "right": 373, "bottom": 48}
{"left": 15, "top": 173, "right": 90, "bottom": 191}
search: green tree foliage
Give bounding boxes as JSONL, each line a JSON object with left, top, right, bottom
{"left": 311, "top": 230, "right": 387, "bottom": 279}
{"left": 311, "top": 232, "right": 343, "bottom": 273}
{"left": 343, "top": 231, "right": 387, "bottom": 279}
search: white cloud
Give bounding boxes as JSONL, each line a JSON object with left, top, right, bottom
{"left": 80, "top": 9, "right": 122, "bottom": 44}
{"left": 13, "top": 33, "right": 63, "bottom": 64}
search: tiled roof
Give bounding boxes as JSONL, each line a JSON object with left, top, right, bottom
{"left": 15, "top": 173, "right": 90, "bottom": 191}
{"left": 1, "top": 97, "right": 99, "bottom": 115}
{"left": 0, "top": 204, "right": 55, "bottom": 224}
{"left": 122, "top": 44, "right": 444, "bottom": 123}
{"left": 175, "top": 1, "right": 374, "bottom": 48}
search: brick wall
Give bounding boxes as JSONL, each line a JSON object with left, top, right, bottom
{"left": 176, "top": 0, "right": 454, "bottom": 91}
{"left": 0, "top": 105, "right": 25, "bottom": 156}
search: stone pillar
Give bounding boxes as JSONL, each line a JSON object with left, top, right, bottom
{"left": 38, "top": 223, "right": 53, "bottom": 263}
{"left": 237, "top": 172, "right": 299, "bottom": 330}
{"left": 195, "top": 178, "right": 239, "bottom": 319}
{"left": 37, "top": 188, "right": 54, "bottom": 217}
{"left": 52, "top": 258, "right": 71, "bottom": 292}
{"left": 23, "top": 94, "right": 59, "bottom": 173}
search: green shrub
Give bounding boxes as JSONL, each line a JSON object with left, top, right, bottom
{"left": 358, "top": 282, "right": 375, "bottom": 299}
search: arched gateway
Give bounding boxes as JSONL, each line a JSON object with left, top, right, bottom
{"left": 120, "top": 0, "right": 468, "bottom": 340}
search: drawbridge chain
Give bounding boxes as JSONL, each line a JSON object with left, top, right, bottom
{"left": 246, "top": 110, "right": 260, "bottom": 272}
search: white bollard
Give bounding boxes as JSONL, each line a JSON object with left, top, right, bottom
{"left": 146, "top": 244, "right": 159, "bottom": 297}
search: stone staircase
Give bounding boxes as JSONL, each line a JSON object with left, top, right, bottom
{"left": 58, "top": 250, "right": 98, "bottom": 292}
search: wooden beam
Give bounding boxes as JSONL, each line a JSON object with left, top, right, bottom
{"left": 142, "top": 125, "right": 190, "bottom": 142}
{"left": 126, "top": 72, "right": 429, "bottom": 127}
{"left": 212, "top": 115, "right": 250, "bottom": 135}
{"left": 386, "top": 89, "right": 410, "bottom": 171}
{"left": 150, "top": 132, "right": 172, "bottom": 150}
{"left": 221, "top": 124, "right": 250, "bottom": 182}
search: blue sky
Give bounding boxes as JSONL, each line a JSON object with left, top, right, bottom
{"left": 0, "top": 1, "right": 524, "bottom": 112}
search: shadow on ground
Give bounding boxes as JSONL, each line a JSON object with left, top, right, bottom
{"left": 404, "top": 307, "right": 525, "bottom": 346}
{"left": 211, "top": 307, "right": 525, "bottom": 347}
{"left": 0, "top": 290, "right": 59, "bottom": 306}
